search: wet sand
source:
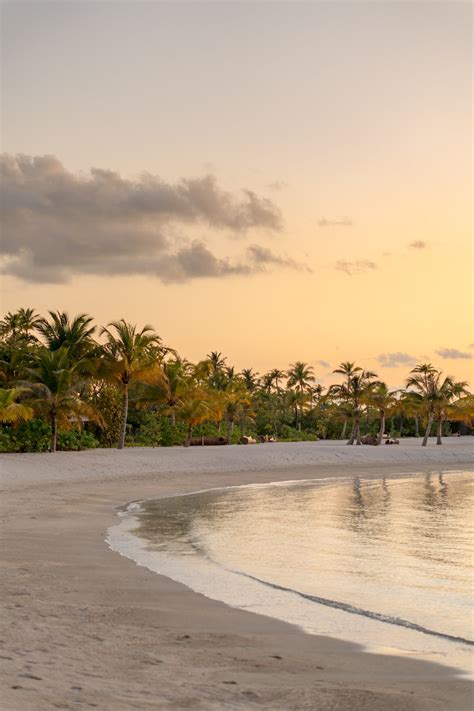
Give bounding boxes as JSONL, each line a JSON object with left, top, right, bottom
{"left": 1, "top": 439, "right": 473, "bottom": 710}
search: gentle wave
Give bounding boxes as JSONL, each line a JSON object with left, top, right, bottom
{"left": 228, "top": 569, "right": 474, "bottom": 646}
{"left": 108, "top": 471, "right": 474, "bottom": 675}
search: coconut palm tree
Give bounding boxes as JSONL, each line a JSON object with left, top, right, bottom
{"left": 0, "top": 308, "right": 41, "bottom": 340}
{"left": 36, "top": 311, "right": 97, "bottom": 359}
{"left": 332, "top": 362, "right": 364, "bottom": 438}
{"left": 406, "top": 364, "right": 470, "bottom": 445}
{"left": 268, "top": 368, "right": 286, "bottom": 392}
{"left": 136, "top": 358, "right": 189, "bottom": 429}
{"left": 287, "top": 362, "right": 315, "bottom": 430}
{"left": 222, "top": 383, "right": 252, "bottom": 441}
{"left": 260, "top": 372, "right": 274, "bottom": 394}
{"left": 329, "top": 370, "right": 378, "bottom": 444}
{"left": 178, "top": 387, "right": 216, "bottom": 446}
{"left": 365, "top": 383, "right": 398, "bottom": 444}
{"left": 240, "top": 368, "right": 259, "bottom": 392}
{"left": 0, "top": 387, "right": 34, "bottom": 424}
{"left": 23, "top": 348, "right": 102, "bottom": 452}
{"left": 100, "top": 320, "right": 162, "bottom": 449}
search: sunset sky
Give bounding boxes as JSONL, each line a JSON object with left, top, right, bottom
{"left": 1, "top": 1, "right": 472, "bottom": 386}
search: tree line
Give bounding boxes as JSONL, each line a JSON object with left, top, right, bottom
{"left": 0, "top": 308, "right": 472, "bottom": 453}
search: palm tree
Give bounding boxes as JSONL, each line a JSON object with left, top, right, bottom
{"left": 100, "top": 320, "right": 162, "bottom": 449}
{"left": 365, "top": 383, "right": 398, "bottom": 444}
{"left": 241, "top": 368, "right": 259, "bottom": 392}
{"left": 36, "top": 311, "right": 97, "bottom": 359}
{"left": 329, "top": 370, "right": 378, "bottom": 444}
{"left": 23, "top": 348, "right": 102, "bottom": 452}
{"left": 223, "top": 383, "right": 252, "bottom": 441}
{"left": 206, "top": 351, "right": 227, "bottom": 390}
{"left": 137, "top": 358, "right": 189, "bottom": 429}
{"left": 406, "top": 364, "right": 470, "bottom": 445}
{"left": 0, "top": 387, "right": 34, "bottom": 424}
{"left": 268, "top": 368, "right": 286, "bottom": 392}
{"left": 332, "top": 362, "right": 363, "bottom": 438}
{"left": 0, "top": 308, "right": 41, "bottom": 340}
{"left": 178, "top": 387, "right": 216, "bottom": 446}
{"left": 287, "top": 362, "right": 315, "bottom": 430}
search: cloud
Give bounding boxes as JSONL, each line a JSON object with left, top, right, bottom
{"left": 247, "top": 244, "right": 311, "bottom": 273}
{"left": 318, "top": 217, "right": 353, "bottom": 227}
{"left": 408, "top": 240, "right": 428, "bottom": 249}
{"left": 435, "top": 347, "right": 472, "bottom": 360}
{"left": 267, "top": 180, "right": 288, "bottom": 191}
{"left": 317, "top": 359, "right": 331, "bottom": 369}
{"left": 0, "top": 154, "right": 285, "bottom": 283}
{"left": 377, "top": 352, "right": 417, "bottom": 368}
{"left": 335, "top": 259, "right": 377, "bottom": 276}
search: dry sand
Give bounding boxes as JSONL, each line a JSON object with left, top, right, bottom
{"left": 1, "top": 438, "right": 473, "bottom": 710}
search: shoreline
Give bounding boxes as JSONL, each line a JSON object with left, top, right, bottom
{"left": 1, "top": 440, "right": 473, "bottom": 710}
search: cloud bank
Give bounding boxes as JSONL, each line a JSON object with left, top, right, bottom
{"left": 317, "top": 359, "right": 331, "bottom": 369}
{"left": 408, "top": 240, "right": 428, "bottom": 249}
{"left": 435, "top": 347, "right": 472, "bottom": 360}
{"left": 318, "top": 217, "right": 353, "bottom": 227}
{"left": 335, "top": 259, "right": 377, "bottom": 276}
{"left": 0, "top": 154, "right": 298, "bottom": 284}
{"left": 376, "top": 352, "right": 417, "bottom": 368}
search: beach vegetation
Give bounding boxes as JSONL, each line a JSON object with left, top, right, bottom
{"left": 0, "top": 308, "right": 471, "bottom": 452}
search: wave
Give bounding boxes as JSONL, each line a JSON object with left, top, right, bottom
{"left": 229, "top": 569, "right": 474, "bottom": 647}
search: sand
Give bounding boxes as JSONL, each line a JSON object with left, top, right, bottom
{"left": 1, "top": 438, "right": 473, "bottom": 710}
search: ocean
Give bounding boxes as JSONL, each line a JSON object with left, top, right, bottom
{"left": 107, "top": 470, "right": 473, "bottom": 676}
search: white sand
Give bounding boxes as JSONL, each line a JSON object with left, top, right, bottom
{"left": 1, "top": 438, "right": 473, "bottom": 710}
{"left": 1, "top": 437, "right": 473, "bottom": 490}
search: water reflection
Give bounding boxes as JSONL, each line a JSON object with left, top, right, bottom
{"left": 131, "top": 471, "right": 473, "bottom": 644}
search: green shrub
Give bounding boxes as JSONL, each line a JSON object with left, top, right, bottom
{"left": 0, "top": 419, "right": 99, "bottom": 452}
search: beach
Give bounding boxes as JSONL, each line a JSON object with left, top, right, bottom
{"left": 1, "top": 439, "right": 473, "bottom": 710}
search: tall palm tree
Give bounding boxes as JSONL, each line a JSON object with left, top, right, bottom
{"left": 36, "top": 311, "right": 97, "bottom": 359}
{"left": 100, "top": 320, "right": 162, "bottom": 449}
{"left": 240, "top": 368, "right": 259, "bottom": 392}
{"left": 178, "top": 387, "right": 216, "bottom": 446}
{"left": 23, "top": 348, "right": 102, "bottom": 452}
{"left": 267, "top": 368, "right": 286, "bottom": 392}
{"left": 287, "top": 362, "right": 315, "bottom": 430}
{"left": 0, "top": 308, "right": 41, "bottom": 339}
{"left": 406, "top": 364, "right": 470, "bottom": 445}
{"left": 222, "top": 383, "right": 252, "bottom": 441}
{"left": 260, "top": 372, "right": 274, "bottom": 394}
{"left": 136, "top": 358, "right": 189, "bottom": 429}
{"left": 329, "top": 370, "right": 378, "bottom": 444}
{"left": 333, "top": 362, "right": 363, "bottom": 438}
{"left": 0, "top": 387, "right": 34, "bottom": 424}
{"left": 206, "top": 351, "right": 227, "bottom": 390}
{"left": 365, "top": 383, "right": 398, "bottom": 444}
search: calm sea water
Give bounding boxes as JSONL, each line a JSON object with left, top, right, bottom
{"left": 108, "top": 471, "right": 474, "bottom": 675}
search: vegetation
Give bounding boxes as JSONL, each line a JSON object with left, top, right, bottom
{"left": 0, "top": 308, "right": 472, "bottom": 452}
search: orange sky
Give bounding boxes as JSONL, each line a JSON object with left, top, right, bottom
{"left": 1, "top": 1, "right": 472, "bottom": 387}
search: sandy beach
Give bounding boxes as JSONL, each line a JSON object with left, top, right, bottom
{"left": 1, "top": 439, "right": 473, "bottom": 710}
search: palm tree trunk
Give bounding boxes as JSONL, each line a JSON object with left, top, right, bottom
{"left": 390, "top": 417, "right": 395, "bottom": 436}
{"left": 170, "top": 410, "right": 176, "bottom": 429}
{"left": 184, "top": 424, "right": 193, "bottom": 447}
{"left": 347, "top": 420, "right": 356, "bottom": 445}
{"left": 414, "top": 417, "right": 419, "bottom": 437}
{"left": 436, "top": 419, "right": 443, "bottom": 445}
{"left": 422, "top": 412, "right": 434, "bottom": 446}
{"left": 118, "top": 383, "right": 128, "bottom": 449}
{"left": 341, "top": 419, "right": 347, "bottom": 440}
{"left": 50, "top": 412, "right": 57, "bottom": 453}
{"left": 377, "top": 411, "right": 385, "bottom": 445}
{"left": 226, "top": 415, "right": 234, "bottom": 443}
{"left": 355, "top": 418, "right": 362, "bottom": 445}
